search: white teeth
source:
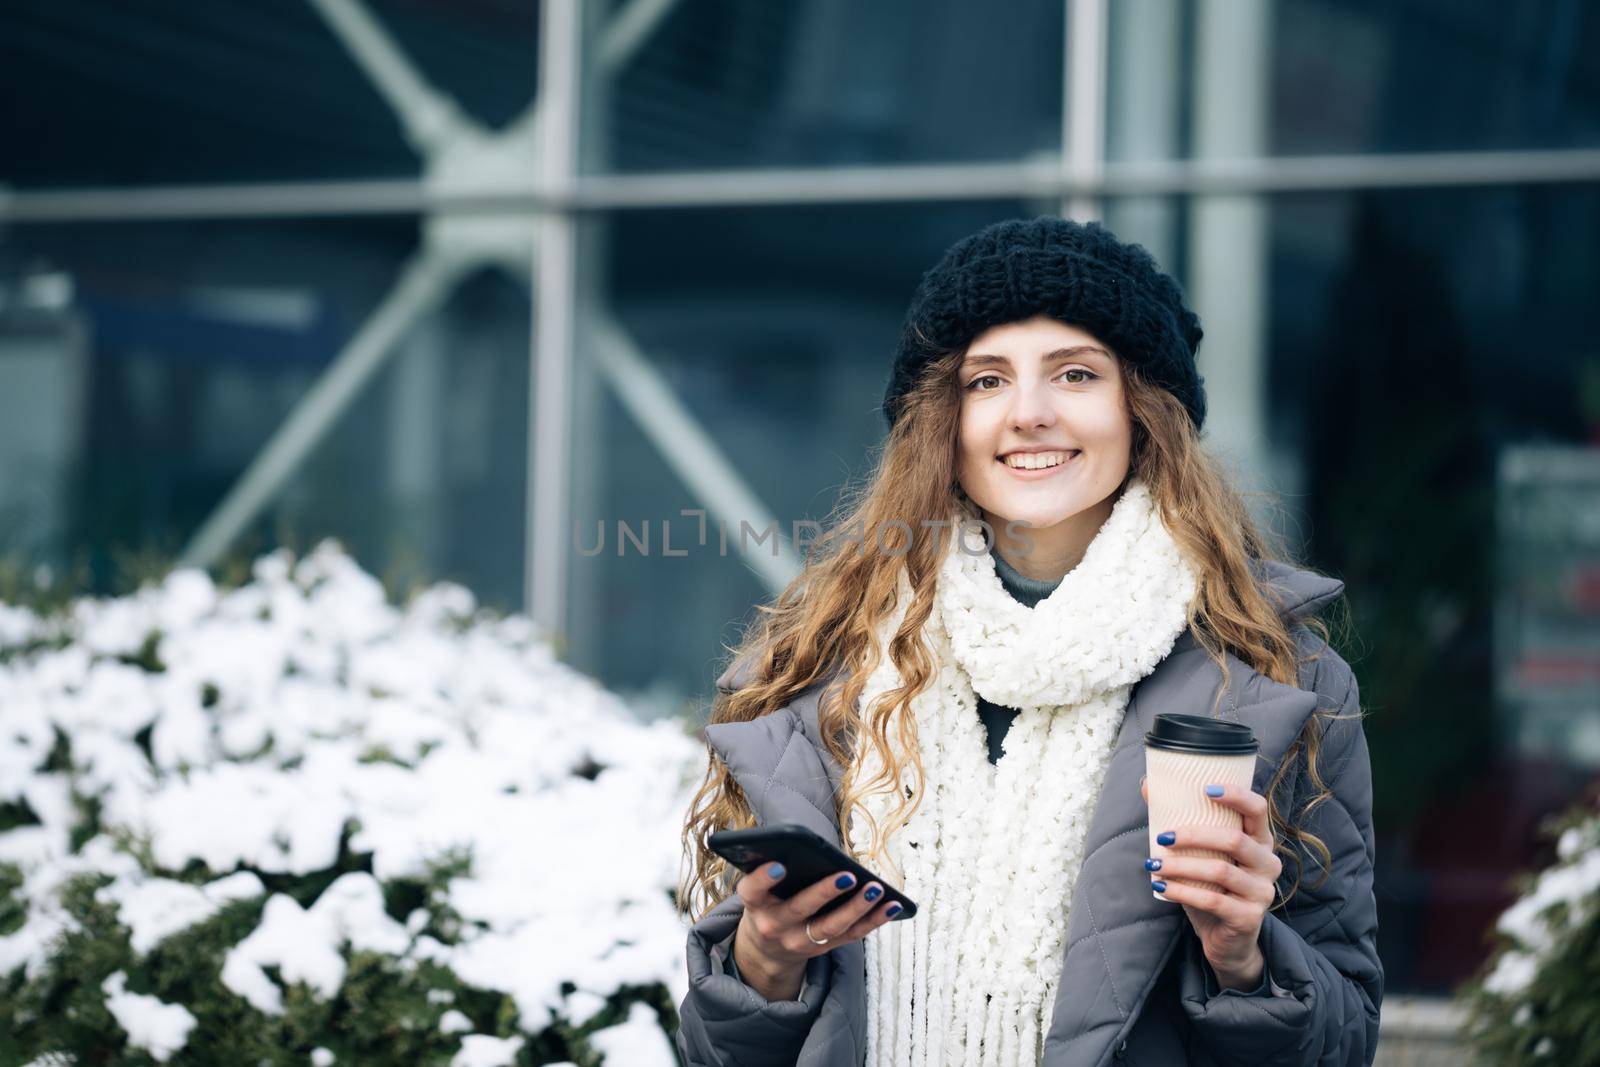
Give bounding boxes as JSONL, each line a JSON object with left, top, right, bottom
{"left": 1002, "top": 451, "right": 1075, "bottom": 470}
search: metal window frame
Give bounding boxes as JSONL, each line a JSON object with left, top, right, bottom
{"left": 9, "top": 146, "right": 1600, "bottom": 224}
{"left": 5, "top": 0, "right": 1600, "bottom": 647}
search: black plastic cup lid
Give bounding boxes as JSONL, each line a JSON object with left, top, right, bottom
{"left": 1144, "top": 713, "right": 1258, "bottom": 755}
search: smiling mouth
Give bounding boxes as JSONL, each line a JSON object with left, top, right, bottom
{"left": 998, "top": 450, "right": 1079, "bottom": 471}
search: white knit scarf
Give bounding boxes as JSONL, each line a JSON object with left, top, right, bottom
{"left": 847, "top": 476, "right": 1199, "bottom": 1067}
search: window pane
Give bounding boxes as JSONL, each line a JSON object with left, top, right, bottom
{"left": 580, "top": 0, "right": 1064, "bottom": 174}
{"left": 0, "top": 217, "right": 529, "bottom": 611}
{"left": 0, "top": 0, "right": 538, "bottom": 188}
{"left": 1108, "top": 1, "right": 1600, "bottom": 161}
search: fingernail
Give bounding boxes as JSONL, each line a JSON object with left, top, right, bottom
{"left": 886, "top": 904, "right": 903, "bottom": 918}
{"left": 1151, "top": 880, "right": 1167, "bottom": 893}
{"left": 766, "top": 863, "right": 786, "bottom": 880}
{"left": 864, "top": 885, "right": 882, "bottom": 902}
{"left": 1144, "top": 858, "right": 1162, "bottom": 871}
{"left": 1156, "top": 831, "right": 1176, "bottom": 846}
{"left": 835, "top": 872, "right": 856, "bottom": 890}
{"left": 1204, "top": 784, "right": 1225, "bottom": 797}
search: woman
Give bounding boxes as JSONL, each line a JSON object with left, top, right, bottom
{"left": 674, "top": 217, "right": 1383, "bottom": 1066}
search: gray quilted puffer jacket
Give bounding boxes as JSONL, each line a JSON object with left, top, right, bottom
{"left": 675, "top": 559, "right": 1383, "bottom": 1066}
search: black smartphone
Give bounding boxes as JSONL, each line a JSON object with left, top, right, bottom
{"left": 708, "top": 823, "right": 918, "bottom": 921}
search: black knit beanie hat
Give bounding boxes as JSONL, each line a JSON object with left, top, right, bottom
{"left": 882, "top": 215, "right": 1207, "bottom": 432}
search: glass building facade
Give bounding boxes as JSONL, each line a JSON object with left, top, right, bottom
{"left": 2, "top": 0, "right": 1598, "bottom": 999}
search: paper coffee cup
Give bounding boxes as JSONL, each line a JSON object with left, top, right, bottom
{"left": 1144, "top": 713, "right": 1259, "bottom": 900}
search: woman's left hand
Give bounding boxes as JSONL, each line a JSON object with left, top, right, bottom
{"left": 1139, "top": 778, "right": 1281, "bottom": 990}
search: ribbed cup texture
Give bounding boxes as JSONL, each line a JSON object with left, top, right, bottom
{"left": 1144, "top": 748, "right": 1257, "bottom": 898}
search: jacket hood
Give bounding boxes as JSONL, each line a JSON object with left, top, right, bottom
{"left": 714, "top": 557, "right": 1344, "bottom": 694}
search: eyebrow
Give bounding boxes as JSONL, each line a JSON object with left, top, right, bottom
{"left": 961, "top": 345, "right": 1112, "bottom": 370}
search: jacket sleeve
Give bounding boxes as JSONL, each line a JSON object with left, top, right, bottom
{"left": 1198, "top": 952, "right": 1281, "bottom": 998}
{"left": 675, "top": 678, "right": 865, "bottom": 1065}
{"left": 1176, "top": 651, "right": 1385, "bottom": 1067}
{"left": 675, "top": 892, "right": 830, "bottom": 1067}
{"left": 720, "top": 925, "right": 821, "bottom": 1001}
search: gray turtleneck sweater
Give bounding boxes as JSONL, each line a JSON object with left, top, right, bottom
{"left": 980, "top": 545, "right": 1063, "bottom": 763}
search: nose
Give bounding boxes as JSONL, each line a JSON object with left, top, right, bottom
{"left": 1008, "top": 379, "right": 1058, "bottom": 431}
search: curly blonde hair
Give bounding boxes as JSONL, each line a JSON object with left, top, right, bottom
{"left": 677, "top": 342, "right": 1356, "bottom": 923}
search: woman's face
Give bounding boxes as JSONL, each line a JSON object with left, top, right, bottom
{"left": 955, "top": 315, "right": 1132, "bottom": 567}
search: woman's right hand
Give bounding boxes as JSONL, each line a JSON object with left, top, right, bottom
{"left": 731, "top": 862, "right": 901, "bottom": 1001}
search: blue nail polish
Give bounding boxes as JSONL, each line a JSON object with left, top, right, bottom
{"left": 864, "top": 885, "right": 882, "bottom": 902}
{"left": 1204, "top": 784, "right": 1225, "bottom": 797}
{"left": 835, "top": 872, "right": 856, "bottom": 890}
{"left": 1144, "top": 858, "right": 1162, "bottom": 871}
{"left": 1156, "top": 831, "right": 1176, "bottom": 846}
{"left": 767, "top": 863, "right": 786, "bottom": 881}
{"left": 1151, "top": 880, "right": 1167, "bottom": 893}
{"left": 886, "top": 904, "right": 903, "bottom": 918}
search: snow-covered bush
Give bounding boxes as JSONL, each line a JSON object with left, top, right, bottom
{"left": 0, "top": 542, "right": 699, "bottom": 1066}
{"left": 1460, "top": 794, "right": 1600, "bottom": 1065}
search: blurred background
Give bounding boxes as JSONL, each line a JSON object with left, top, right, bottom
{"left": 1, "top": 0, "right": 1597, "bottom": 1042}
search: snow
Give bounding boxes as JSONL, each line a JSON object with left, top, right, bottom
{"left": 127, "top": 760, "right": 354, "bottom": 875}
{"left": 439, "top": 1009, "right": 474, "bottom": 1034}
{"left": 1495, "top": 847, "right": 1600, "bottom": 957}
{"left": 1482, "top": 949, "right": 1539, "bottom": 998}
{"left": 0, "top": 601, "right": 37, "bottom": 646}
{"left": 102, "top": 971, "right": 197, "bottom": 1063}
{"left": 221, "top": 874, "right": 411, "bottom": 1015}
{"left": 451, "top": 1034, "right": 525, "bottom": 1067}
{"left": 97, "top": 870, "right": 265, "bottom": 954}
{"left": 1482, "top": 810, "right": 1600, "bottom": 999}
{"left": 587, "top": 1002, "right": 677, "bottom": 1067}
{"left": 1, "top": 836, "right": 142, "bottom": 981}
{"left": 563, "top": 989, "right": 608, "bottom": 1027}
{"left": 0, "top": 541, "right": 703, "bottom": 1061}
